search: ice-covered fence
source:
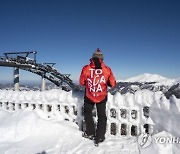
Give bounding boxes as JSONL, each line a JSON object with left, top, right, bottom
{"left": 81, "top": 105, "right": 151, "bottom": 137}
{"left": 0, "top": 101, "right": 77, "bottom": 122}
{"left": 0, "top": 89, "right": 156, "bottom": 136}
{"left": 106, "top": 106, "right": 151, "bottom": 136}
{"left": 0, "top": 101, "right": 152, "bottom": 136}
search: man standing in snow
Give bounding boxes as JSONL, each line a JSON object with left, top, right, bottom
{"left": 79, "top": 48, "right": 116, "bottom": 146}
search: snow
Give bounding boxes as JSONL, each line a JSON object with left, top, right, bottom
{"left": 0, "top": 109, "right": 82, "bottom": 154}
{"left": 0, "top": 87, "right": 180, "bottom": 154}
{"left": 125, "top": 73, "right": 168, "bottom": 82}
{"left": 0, "top": 109, "right": 140, "bottom": 154}
{"left": 151, "top": 131, "right": 180, "bottom": 154}
{"left": 124, "top": 73, "right": 175, "bottom": 86}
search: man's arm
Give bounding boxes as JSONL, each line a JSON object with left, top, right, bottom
{"left": 79, "top": 67, "right": 86, "bottom": 86}
{"left": 107, "top": 68, "right": 116, "bottom": 88}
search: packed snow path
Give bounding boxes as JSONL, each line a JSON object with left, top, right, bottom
{"left": 0, "top": 110, "right": 140, "bottom": 154}
{"left": 1, "top": 109, "right": 179, "bottom": 154}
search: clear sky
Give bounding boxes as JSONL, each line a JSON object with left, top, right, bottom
{"left": 0, "top": 0, "right": 180, "bottom": 83}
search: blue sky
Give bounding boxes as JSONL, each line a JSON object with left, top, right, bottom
{"left": 0, "top": 0, "right": 180, "bottom": 83}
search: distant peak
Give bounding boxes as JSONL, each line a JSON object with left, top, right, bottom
{"left": 125, "top": 73, "right": 171, "bottom": 83}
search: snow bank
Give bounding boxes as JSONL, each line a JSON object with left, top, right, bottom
{"left": 0, "top": 109, "right": 141, "bottom": 154}
{"left": 0, "top": 109, "right": 83, "bottom": 154}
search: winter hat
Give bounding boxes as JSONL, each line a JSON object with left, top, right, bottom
{"left": 92, "top": 48, "right": 104, "bottom": 60}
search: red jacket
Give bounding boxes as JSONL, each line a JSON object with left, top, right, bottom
{"left": 79, "top": 59, "right": 116, "bottom": 103}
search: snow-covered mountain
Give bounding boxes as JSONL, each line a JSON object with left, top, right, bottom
{"left": 112, "top": 73, "right": 180, "bottom": 98}
{"left": 1, "top": 73, "right": 179, "bottom": 98}
{"left": 124, "top": 73, "right": 175, "bottom": 86}
{"left": 174, "top": 78, "right": 180, "bottom": 85}
{"left": 0, "top": 82, "right": 60, "bottom": 91}
{"left": 165, "top": 83, "right": 180, "bottom": 99}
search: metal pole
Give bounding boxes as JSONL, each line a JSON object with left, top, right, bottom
{"left": 41, "top": 75, "right": 46, "bottom": 91}
{"left": 34, "top": 52, "right": 37, "bottom": 63}
{"left": 14, "top": 67, "right": 19, "bottom": 91}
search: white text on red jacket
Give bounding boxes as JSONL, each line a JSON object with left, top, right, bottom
{"left": 87, "top": 69, "right": 106, "bottom": 93}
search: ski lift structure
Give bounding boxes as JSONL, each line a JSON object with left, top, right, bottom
{"left": 0, "top": 51, "right": 78, "bottom": 91}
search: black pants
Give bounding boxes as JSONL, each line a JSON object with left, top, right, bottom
{"left": 84, "top": 96, "right": 107, "bottom": 140}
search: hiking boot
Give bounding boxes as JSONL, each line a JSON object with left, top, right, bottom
{"left": 94, "top": 138, "right": 105, "bottom": 146}
{"left": 82, "top": 132, "right": 95, "bottom": 140}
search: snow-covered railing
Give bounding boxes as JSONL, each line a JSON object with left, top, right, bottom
{"left": 81, "top": 105, "right": 152, "bottom": 137}
{"left": 106, "top": 106, "right": 151, "bottom": 136}
{"left": 0, "top": 101, "right": 77, "bottom": 122}
{"left": 0, "top": 101, "right": 152, "bottom": 137}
